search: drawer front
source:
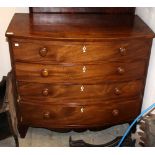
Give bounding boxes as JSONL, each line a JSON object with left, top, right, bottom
{"left": 12, "top": 40, "right": 151, "bottom": 64}
{"left": 18, "top": 80, "right": 143, "bottom": 104}
{"left": 20, "top": 98, "right": 141, "bottom": 127}
{"left": 15, "top": 61, "right": 146, "bottom": 84}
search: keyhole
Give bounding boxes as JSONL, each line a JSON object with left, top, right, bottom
{"left": 83, "top": 45, "right": 86, "bottom": 53}
{"left": 83, "top": 66, "right": 86, "bottom": 73}
{"left": 81, "top": 85, "right": 84, "bottom": 92}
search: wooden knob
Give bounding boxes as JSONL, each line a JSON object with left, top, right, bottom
{"left": 117, "top": 67, "right": 125, "bottom": 75}
{"left": 114, "top": 88, "right": 121, "bottom": 95}
{"left": 43, "top": 112, "right": 51, "bottom": 119}
{"left": 39, "top": 47, "right": 48, "bottom": 57}
{"left": 112, "top": 109, "right": 119, "bottom": 117}
{"left": 119, "top": 47, "right": 126, "bottom": 56}
{"left": 41, "top": 69, "right": 49, "bottom": 77}
{"left": 42, "top": 88, "right": 49, "bottom": 96}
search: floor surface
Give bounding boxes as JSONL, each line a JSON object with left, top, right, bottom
{"left": 0, "top": 124, "right": 131, "bottom": 147}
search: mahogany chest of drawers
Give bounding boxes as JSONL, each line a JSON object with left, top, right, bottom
{"left": 5, "top": 8, "right": 154, "bottom": 138}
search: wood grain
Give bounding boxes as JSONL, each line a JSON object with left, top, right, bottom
{"left": 20, "top": 98, "right": 141, "bottom": 128}
{"left": 30, "top": 7, "right": 135, "bottom": 14}
{"left": 12, "top": 39, "right": 151, "bottom": 64}
{"left": 17, "top": 80, "right": 143, "bottom": 104}
{"left": 6, "top": 14, "right": 154, "bottom": 40}
{"left": 15, "top": 61, "right": 146, "bottom": 84}
{"left": 5, "top": 9, "right": 154, "bottom": 138}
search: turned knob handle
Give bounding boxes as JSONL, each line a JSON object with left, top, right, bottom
{"left": 43, "top": 112, "right": 51, "bottom": 119}
{"left": 112, "top": 109, "right": 119, "bottom": 117}
{"left": 119, "top": 47, "right": 126, "bottom": 56}
{"left": 117, "top": 67, "right": 125, "bottom": 75}
{"left": 41, "top": 69, "right": 49, "bottom": 77}
{"left": 42, "top": 88, "right": 49, "bottom": 96}
{"left": 39, "top": 47, "right": 48, "bottom": 57}
{"left": 114, "top": 88, "right": 121, "bottom": 95}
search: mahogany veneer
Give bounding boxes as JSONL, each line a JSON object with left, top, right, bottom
{"left": 11, "top": 39, "right": 151, "bottom": 64}
{"left": 30, "top": 7, "right": 135, "bottom": 14}
{"left": 18, "top": 80, "right": 143, "bottom": 103}
{"left": 5, "top": 8, "right": 154, "bottom": 138}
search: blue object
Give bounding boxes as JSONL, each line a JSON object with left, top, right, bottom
{"left": 117, "top": 103, "right": 155, "bottom": 147}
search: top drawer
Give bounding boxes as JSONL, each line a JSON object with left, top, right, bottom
{"left": 11, "top": 39, "right": 151, "bottom": 64}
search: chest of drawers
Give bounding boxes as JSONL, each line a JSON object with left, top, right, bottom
{"left": 6, "top": 8, "right": 154, "bottom": 138}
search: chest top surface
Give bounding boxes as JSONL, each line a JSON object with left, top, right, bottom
{"left": 6, "top": 13, "right": 154, "bottom": 41}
